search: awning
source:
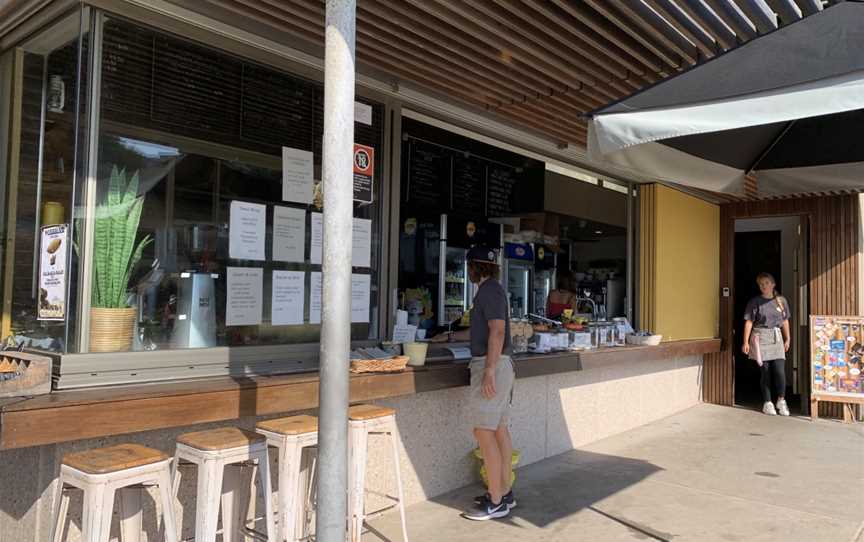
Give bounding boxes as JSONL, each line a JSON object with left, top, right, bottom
{"left": 588, "top": 1, "right": 864, "bottom": 196}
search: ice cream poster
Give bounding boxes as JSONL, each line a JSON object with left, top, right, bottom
{"left": 811, "top": 315, "right": 864, "bottom": 397}
{"left": 38, "top": 224, "right": 69, "bottom": 321}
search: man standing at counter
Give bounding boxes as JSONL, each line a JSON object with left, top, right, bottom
{"left": 433, "top": 245, "right": 516, "bottom": 520}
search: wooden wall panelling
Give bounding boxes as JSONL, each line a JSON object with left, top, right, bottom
{"left": 705, "top": 194, "right": 861, "bottom": 418}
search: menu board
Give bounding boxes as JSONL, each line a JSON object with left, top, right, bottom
{"left": 486, "top": 165, "right": 518, "bottom": 217}
{"left": 810, "top": 315, "right": 864, "bottom": 397}
{"left": 406, "top": 140, "right": 450, "bottom": 208}
{"left": 451, "top": 156, "right": 486, "bottom": 216}
{"left": 241, "top": 64, "right": 314, "bottom": 149}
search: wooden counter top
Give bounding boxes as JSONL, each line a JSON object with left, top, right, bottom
{"left": 0, "top": 339, "right": 719, "bottom": 450}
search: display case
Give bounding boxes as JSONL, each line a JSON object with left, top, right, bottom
{"left": 506, "top": 260, "right": 531, "bottom": 319}
{"left": 441, "top": 246, "right": 469, "bottom": 325}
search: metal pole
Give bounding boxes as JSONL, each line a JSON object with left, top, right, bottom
{"left": 316, "top": 1, "right": 355, "bottom": 541}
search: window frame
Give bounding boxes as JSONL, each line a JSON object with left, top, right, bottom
{"left": 26, "top": 5, "right": 397, "bottom": 388}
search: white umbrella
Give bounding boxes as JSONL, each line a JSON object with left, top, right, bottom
{"left": 588, "top": 1, "right": 864, "bottom": 196}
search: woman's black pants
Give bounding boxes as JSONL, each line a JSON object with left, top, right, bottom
{"left": 760, "top": 358, "right": 786, "bottom": 402}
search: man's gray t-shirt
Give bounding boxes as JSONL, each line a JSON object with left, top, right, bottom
{"left": 744, "top": 295, "right": 790, "bottom": 328}
{"left": 470, "top": 278, "right": 512, "bottom": 357}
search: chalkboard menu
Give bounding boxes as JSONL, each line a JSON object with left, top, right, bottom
{"left": 487, "top": 165, "right": 519, "bottom": 217}
{"left": 241, "top": 64, "right": 314, "bottom": 150}
{"left": 406, "top": 140, "right": 450, "bottom": 209}
{"left": 451, "top": 155, "right": 486, "bottom": 216}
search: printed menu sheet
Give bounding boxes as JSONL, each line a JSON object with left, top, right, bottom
{"left": 271, "top": 270, "right": 305, "bottom": 326}
{"left": 310, "top": 213, "right": 372, "bottom": 268}
{"left": 811, "top": 315, "right": 864, "bottom": 397}
{"left": 308, "top": 272, "right": 371, "bottom": 324}
{"left": 229, "top": 201, "right": 266, "bottom": 261}
{"left": 226, "top": 267, "right": 263, "bottom": 326}
{"left": 273, "top": 206, "right": 306, "bottom": 262}
{"left": 282, "top": 146, "right": 314, "bottom": 204}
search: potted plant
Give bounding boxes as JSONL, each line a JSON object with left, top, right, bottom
{"left": 88, "top": 167, "right": 152, "bottom": 352}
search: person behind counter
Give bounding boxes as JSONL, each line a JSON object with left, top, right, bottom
{"left": 546, "top": 274, "right": 578, "bottom": 318}
{"left": 431, "top": 245, "right": 516, "bottom": 520}
{"left": 742, "top": 272, "right": 791, "bottom": 417}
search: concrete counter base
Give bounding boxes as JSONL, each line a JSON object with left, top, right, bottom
{"left": 0, "top": 349, "right": 704, "bottom": 541}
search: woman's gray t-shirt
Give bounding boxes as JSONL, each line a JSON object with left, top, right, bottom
{"left": 744, "top": 295, "right": 790, "bottom": 328}
{"left": 470, "top": 278, "right": 512, "bottom": 357}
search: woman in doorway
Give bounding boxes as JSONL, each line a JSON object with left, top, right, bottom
{"left": 546, "top": 274, "right": 578, "bottom": 319}
{"left": 742, "top": 272, "right": 792, "bottom": 416}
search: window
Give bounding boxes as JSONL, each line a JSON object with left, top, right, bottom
{"left": 80, "top": 16, "right": 384, "bottom": 353}
{"left": 1, "top": 12, "right": 386, "bottom": 386}
{"left": 0, "top": 9, "right": 89, "bottom": 353}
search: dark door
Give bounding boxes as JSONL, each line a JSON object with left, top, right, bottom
{"left": 734, "top": 230, "right": 782, "bottom": 407}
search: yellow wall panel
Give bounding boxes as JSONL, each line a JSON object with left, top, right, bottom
{"left": 640, "top": 185, "right": 719, "bottom": 340}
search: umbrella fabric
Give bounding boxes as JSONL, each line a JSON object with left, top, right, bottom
{"left": 588, "top": 2, "right": 864, "bottom": 195}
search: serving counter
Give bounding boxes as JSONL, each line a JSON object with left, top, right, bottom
{"left": 0, "top": 339, "right": 719, "bottom": 450}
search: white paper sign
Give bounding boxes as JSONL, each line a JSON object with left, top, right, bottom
{"left": 311, "top": 212, "right": 324, "bottom": 265}
{"left": 392, "top": 325, "right": 417, "bottom": 344}
{"left": 352, "top": 218, "right": 372, "bottom": 268}
{"left": 229, "top": 201, "right": 266, "bottom": 261}
{"left": 309, "top": 271, "right": 323, "bottom": 324}
{"left": 227, "top": 267, "right": 263, "bottom": 326}
{"left": 271, "top": 270, "right": 305, "bottom": 326}
{"left": 355, "top": 101, "right": 372, "bottom": 126}
{"left": 351, "top": 273, "right": 371, "bottom": 323}
{"left": 310, "top": 213, "right": 372, "bottom": 267}
{"left": 273, "top": 206, "right": 306, "bottom": 262}
{"left": 38, "top": 224, "right": 69, "bottom": 321}
{"left": 282, "top": 146, "right": 314, "bottom": 204}
{"left": 309, "top": 272, "right": 370, "bottom": 324}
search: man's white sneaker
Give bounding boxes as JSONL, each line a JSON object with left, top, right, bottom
{"left": 763, "top": 401, "right": 777, "bottom": 415}
{"left": 776, "top": 399, "right": 790, "bottom": 416}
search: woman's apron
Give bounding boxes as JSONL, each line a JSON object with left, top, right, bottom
{"left": 749, "top": 327, "right": 785, "bottom": 365}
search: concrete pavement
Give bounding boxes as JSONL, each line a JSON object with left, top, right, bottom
{"left": 365, "top": 403, "right": 864, "bottom": 542}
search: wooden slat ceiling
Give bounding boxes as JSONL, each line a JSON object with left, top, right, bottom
{"left": 199, "top": 0, "right": 834, "bottom": 151}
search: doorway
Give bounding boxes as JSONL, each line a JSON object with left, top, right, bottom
{"left": 733, "top": 217, "right": 806, "bottom": 413}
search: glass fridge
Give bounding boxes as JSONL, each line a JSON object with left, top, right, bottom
{"left": 437, "top": 214, "right": 502, "bottom": 326}
{"left": 503, "top": 243, "right": 534, "bottom": 319}
{"left": 532, "top": 243, "right": 557, "bottom": 317}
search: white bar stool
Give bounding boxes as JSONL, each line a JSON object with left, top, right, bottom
{"left": 347, "top": 404, "right": 408, "bottom": 542}
{"left": 255, "top": 415, "right": 319, "bottom": 542}
{"left": 50, "top": 443, "right": 178, "bottom": 542}
{"left": 172, "top": 427, "right": 276, "bottom": 541}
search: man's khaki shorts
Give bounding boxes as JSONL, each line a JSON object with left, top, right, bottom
{"left": 469, "top": 355, "right": 515, "bottom": 431}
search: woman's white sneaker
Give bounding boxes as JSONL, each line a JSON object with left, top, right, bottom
{"left": 776, "top": 399, "right": 790, "bottom": 416}
{"left": 763, "top": 401, "right": 777, "bottom": 415}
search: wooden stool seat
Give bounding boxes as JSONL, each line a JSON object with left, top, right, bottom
{"left": 172, "top": 427, "right": 276, "bottom": 540}
{"left": 62, "top": 443, "right": 169, "bottom": 475}
{"left": 348, "top": 404, "right": 396, "bottom": 421}
{"left": 256, "top": 414, "right": 319, "bottom": 435}
{"left": 52, "top": 444, "right": 177, "bottom": 541}
{"left": 176, "top": 427, "right": 265, "bottom": 451}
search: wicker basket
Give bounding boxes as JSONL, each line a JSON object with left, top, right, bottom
{"left": 89, "top": 307, "right": 136, "bottom": 352}
{"left": 350, "top": 355, "right": 409, "bottom": 374}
